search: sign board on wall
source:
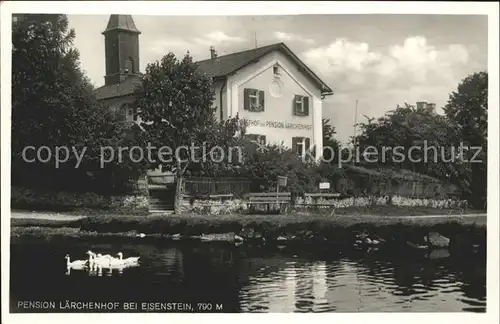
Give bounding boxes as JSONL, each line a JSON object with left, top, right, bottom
{"left": 246, "top": 119, "right": 313, "bottom": 131}
{"left": 277, "top": 176, "right": 288, "bottom": 187}
{"left": 319, "top": 182, "right": 330, "bottom": 190}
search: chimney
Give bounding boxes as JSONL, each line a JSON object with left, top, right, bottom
{"left": 210, "top": 46, "right": 217, "bottom": 59}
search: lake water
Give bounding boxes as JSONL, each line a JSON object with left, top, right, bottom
{"left": 10, "top": 235, "right": 486, "bottom": 313}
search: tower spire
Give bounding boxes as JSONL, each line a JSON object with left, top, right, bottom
{"left": 102, "top": 15, "right": 141, "bottom": 35}
{"left": 102, "top": 15, "right": 141, "bottom": 85}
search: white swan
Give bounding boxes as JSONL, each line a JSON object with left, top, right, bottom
{"left": 87, "top": 251, "right": 119, "bottom": 267}
{"left": 86, "top": 250, "right": 113, "bottom": 261}
{"left": 65, "top": 255, "right": 87, "bottom": 269}
{"left": 105, "top": 256, "right": 127, "bottom": 267}
{"left": 93, "top": 252, "right": 127, "bottom": 267}
{"left": 116, "top": 252, "right": 140, "bottom": 264}
{"left": 96, "top": 253, "right": 114, "bottom": 260}
{"left": 96, "top": 252, "right": 114, "bottom": 259}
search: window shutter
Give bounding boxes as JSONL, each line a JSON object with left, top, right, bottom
{"left": 293, "top": 95, "right": 300, "bottom": 115}
{"left": 305, "top": 138, "right": 311, "bottom": 151}
{"left": 292, "top": 137, "right": 298, "bottom": 153}
{"left": 260, "top": 135, "right": 266, "bottom": 145}
{"left": 133, "top": 106, "right": 139, "bottom": 121}
{"left": 303, "top": 96, "right": 309, "bottom": 116}
{"left": 259, "top": 90, "right": 265, "bottom": 111}
{"left": 244, "top": 89, "right": 250, "bottom": 110}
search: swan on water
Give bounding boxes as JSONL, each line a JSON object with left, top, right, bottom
{"left": 97, "top": 252, "right": 113, "bottom": 259}
{"left": 116, "top": 252, "right": 140, "bottom": 264}
{"left": 87, "top": 250, "right": 113, "bottom": 261}
{"left": 65, "top": 255, "right": 87, "bottom": 269}
{"left": 105, "top": 256, "right": 127, "bottom": 267}
{"left": 87, "top": 251, "right": 119, "bottom": 267}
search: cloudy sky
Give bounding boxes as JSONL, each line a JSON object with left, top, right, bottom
{"left": 68, "top": 14, "right": 488, "bottom": 143}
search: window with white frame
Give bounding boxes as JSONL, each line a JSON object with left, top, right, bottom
{"left": 247, "top": 134, "right": 266, "bottom": 146}
{"left": 293, "top": 95, "right": 309, "bottom": 116}
{"left": 292, "top": 137, "right": 310, "bottom": 156}
{"left": 273, "top": 65, "right": 280, "bottom": 76}
{"left": 244, "top": 88, "right": 265, "bottom": 112}
{"left": 123, "top": 103, "right": 137, "bottom": 121}
{"left": 249, "top": 89, "right": 258, "bottom": 107}
{"left": 296, "top": 139, "right": 304, "bottom": 156}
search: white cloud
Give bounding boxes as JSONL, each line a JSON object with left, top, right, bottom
{"left": 273, "top": 31, "right": 315, "bottom": 45}
{"left": 208, "top": 31, "right": 245, "bottom": 43}
{"left": 303, "top": 36, "right": 472, "bottom": 90}
{"left": 148, "top": 31, "right": 246, "bottom": 60}
{"left": 149, "top": 38, "right": 192, "bottom": 56}
{"left": 303, "top": 38, "right": 380, "bottom": 73}
{"left": 194, "top": 31, "right": 245, "bottom": 46}
{"left": 309, "top": 36, "right": 479, "bottom": 143}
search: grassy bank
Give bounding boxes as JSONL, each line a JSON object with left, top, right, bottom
{"left": 10, "top": 206, "right": 486, "bottom": 252}
{"left": 11, "top": 205, "right": 486, "bottom": 228}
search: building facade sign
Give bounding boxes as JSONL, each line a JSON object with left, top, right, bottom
{"left": 245, "top": 119, "right": 313, "bottom": 131}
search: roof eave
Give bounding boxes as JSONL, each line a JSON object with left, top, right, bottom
{"left": 102, "top": 28, "right": 141, "bottom": 35}
{"left": 95, "top": 91, "right": 136, "bottom": 101}
{"left": 321, "top": 90, "right": 334, "bottom": 99}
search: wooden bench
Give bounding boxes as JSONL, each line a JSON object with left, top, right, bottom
{"left": 244, "top": 192, "right": 292, "bottom": 214}
{"left": 183, "top": 193, "right": 234, "bottom": 199}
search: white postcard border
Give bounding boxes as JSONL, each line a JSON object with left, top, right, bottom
{"left": 1, "top": 2, "right": 499, "bottom": 324}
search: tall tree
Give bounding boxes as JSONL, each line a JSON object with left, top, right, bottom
{"left": 135, "top": 52, "right": 243, "bottom": 213}
{"left": 353, "top": 72, "right": 488, "bottom": 208}
{"left": 444, "top": 71, "right": 488, "bottom": 208}
{"left": 11, "top": 14, "right": 143, "bottom": 193}
{"left": 322, "top": 118, "right": 342, "bottom": 165}
{"left": 352, "top": 101, "right": 472, "bottom": 203}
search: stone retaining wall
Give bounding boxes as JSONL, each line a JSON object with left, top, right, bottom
{"left": 181, "top": 196, "right": 247, "bottom": 215}
{"left": 11, "top": 187, "right": 149, "bottom": 214}
{"left": 180, "top": 193, "right": 468, "bottom": 215}
{"left": 295, "top": 195, "right": 468, "bottom": 209}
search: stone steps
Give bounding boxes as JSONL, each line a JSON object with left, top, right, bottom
{"left": 148, "top": 188, "right": 175, "bottom": 213}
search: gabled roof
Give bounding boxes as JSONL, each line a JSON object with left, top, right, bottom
{"left": 196, "top": 42, "right": 333, "bottom": 95}
{"left": 102, "top": 15, "right": 141, "bottom": 34}
{"left": 94, "top": 42, "right": 333, "bottom": 100}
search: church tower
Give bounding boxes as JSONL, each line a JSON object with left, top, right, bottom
{"left": 102, "top": 15, "right": 141, "bottom": 85}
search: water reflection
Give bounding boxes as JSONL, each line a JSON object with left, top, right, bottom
{"left": 10, "top": 237, "right": 486, "bottom": 313}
